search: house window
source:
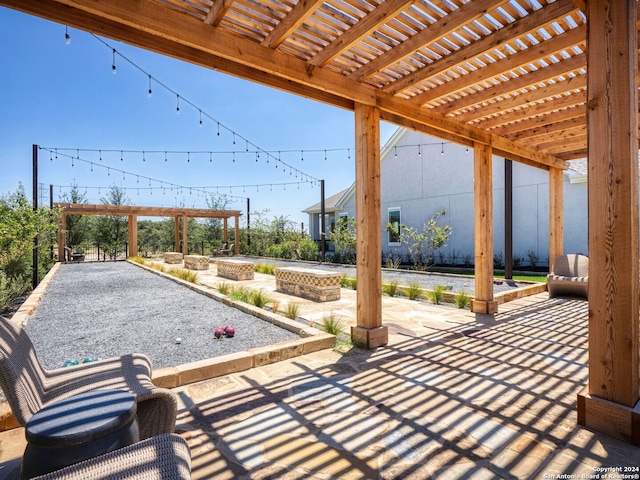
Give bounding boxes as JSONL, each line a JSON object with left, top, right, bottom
{"left": 388, "top": 209, "right": 401, "bottom": 245}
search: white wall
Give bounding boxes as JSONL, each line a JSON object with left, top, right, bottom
{"left": 313, "top": 129, "right": 588, "bottom": 266}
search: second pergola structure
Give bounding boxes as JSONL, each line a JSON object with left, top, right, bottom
{"left": 54, "top": 203, "right": 242, "bottom": 259}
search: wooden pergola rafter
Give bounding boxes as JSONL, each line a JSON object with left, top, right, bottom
{"left": 54, "top": 203, "right": 242, "bottom": 259}
{"left": 4, "top": 0, "right": 639, "bottom": 444}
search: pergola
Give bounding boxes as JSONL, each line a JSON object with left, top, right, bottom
{"left": 54, "top": 203, "right": 242, "bottom": 258}
{"left": 5, "top": 0, "right": 639, "bottom": 443}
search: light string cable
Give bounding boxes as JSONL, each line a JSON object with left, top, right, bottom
{"left": 42, "top": 148, "right": 310, "bottom": 201}
{"left": 88, "top": 33, "right": 321, "bottom": 184}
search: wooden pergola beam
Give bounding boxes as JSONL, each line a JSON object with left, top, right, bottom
{"left": 261, "top": 0, "right": 324, "bottom": 48}
{"left": 204, "top": 0, "right": 234, "bottom": 26}
{"left": 54, "top": 203, "right": 241, "bottom": 218}
{"left": 505, "top": 116, "right": 586, "bottom": 141}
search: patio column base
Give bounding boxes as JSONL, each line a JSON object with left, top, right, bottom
{"left": 471, "top": 299, "right": 498, "bottom": 314}
{"left": 351, "top": 326, "right": 388, "bottom": 349}
{"left": 577, "top": 387, "right": 640, "bottom": 446}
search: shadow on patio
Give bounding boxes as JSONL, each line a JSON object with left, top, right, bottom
{"left": 171, "top": 297, "right": 638, "bottom": 479}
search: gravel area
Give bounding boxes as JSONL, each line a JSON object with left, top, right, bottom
{"left": 25, "top": 262, "right": 299, "bottom": 370}
{"left": 236, "top": 256, "right": 526, "bottom": 293}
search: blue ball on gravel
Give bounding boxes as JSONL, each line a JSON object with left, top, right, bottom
{"left": 82, "top": 356, "right": 99, "bottom": 363}
{"left": 62, "top": 359, "right": 79, "bottom": 367}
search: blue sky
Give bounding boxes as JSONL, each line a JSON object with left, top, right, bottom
{"left": 0, "top": 7, "right": 396, "bottom": 226}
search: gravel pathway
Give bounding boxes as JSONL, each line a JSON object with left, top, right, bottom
{"left": 25, "top": 262, "right": 299, "bottom": 370}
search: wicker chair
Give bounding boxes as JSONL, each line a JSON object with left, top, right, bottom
{"left": 8, "top": 433, "right": 191, "bottom": 479}
{"left": 547, "top": 254, "right": 589, "bottom": 299}
{"left": 0, "top": 316, "right": 177, "bottom": 440}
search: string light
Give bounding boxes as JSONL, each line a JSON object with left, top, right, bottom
{"left": 111, "top": 49, "right": 116, "bottom": 74}
{"left": 176, "top": 95, "right": 180, "bottom": 114}
{"left": 148, "top": 75, "right": 152, "bottom": 97}
{"left": 441, "top": 142, "right": 444, "bottom": 155}
{"left": 65, "top": 26, "right": 70, "bottom": 45}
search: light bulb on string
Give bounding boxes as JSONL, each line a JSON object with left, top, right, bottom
{"left": 232, "top": 133, "right": 236, "bottom": 145}
{"left": 199, "top": 110, "right": 203, "bottom": 127}
{"left": 176, "top": 95, "right": 180, "bottom": 114}
{"left": 418, "top": 145, "right": 422, "bottom": 157}
{"left": 148, "top": 75, "right": 153, "bottom": 97}
{"left": 217, "top": 123, "right": 220, "bottom": 137}
{"left": 65, "top": 26, "right": 71, "bottom": 45}
{"left": 111, "top": 49, "right": 117, "bottom": 74}
{"left": 164, "top": 151, "right": 167, "bottom": 162}
{"left": 394, "top": 146, "right": 398, "bottom": 158}
{"left": 120, "top": 151, "right": 123, "bottom": 162}
{"left": 301, "top": 150, "right": 304, "bottom": 162}
{"left": 209, "top": 152, "right": 212, "bottom": 163}
{"left": 348, "top": 148, "right": 351, "bottom": 160}
{"left": 187, "top": 152, "right": 190, "bottom": 163}
{"left": 441, "top": 143, "right": 444, "bottom": 155}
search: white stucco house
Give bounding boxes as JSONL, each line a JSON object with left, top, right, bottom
{"left": 304, "top": 128, "right": 588, "bottom": 267}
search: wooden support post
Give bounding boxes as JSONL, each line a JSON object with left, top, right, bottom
{"left": 127, "top": 215, "right": 138, "bottom": 258}
{"left": 471, "top": 142, "right": 498, "bottom": 314}
{"left": 182, "top": 214, "right": 188, "bottom": 255}
{"left": 548, "top": 167, "right": 564, "bottom": 271}
{"left": 234, "top": 215, "right": 240, "bottom": 255}
{"left": 351, "top": 103, "right": 387, "bottom": 348}
{"left": 579, "top": 0, "right": 640, "bottom": 445}
{"left": 223, "top": 217, "right": 228, "bottom": 245}
{"left": 57, "top": 213, "right": 66, "bottom": 262}
{"left": 174, "top": 216, "right": 180, "bottom": 252}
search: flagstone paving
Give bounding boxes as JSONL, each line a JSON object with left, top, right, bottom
{"left": 1, "top": 261, "right": 638, "bottom": 479}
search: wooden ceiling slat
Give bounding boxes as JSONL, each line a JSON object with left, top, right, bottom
{"left": 453, "top": 74, "right": 586, "bottom": 123}
{"left": 505, "top": 115, "right": 586, "bottom": 141}
{"left": 517, "top": 124, "right": 586, "bottom": 147}
{"left": 490, "top": 105, "right": 586, "bottom": 136}
{"left": 473, "top": 90, "right": 586, "bottom": 130}
{"left": 382, "top": 0, "right": 578, "bottom": 95}
{"left": 411, "top": 23, "right": 586, "bottom": 106}
{"left": 349, "top": 0, "right": 510, "bottom": 82}
{"left": 432, "top": 52, "right": 585, "bottom": 116}
{"left": 309, "top": 0, "right": 415, "bottom": 68}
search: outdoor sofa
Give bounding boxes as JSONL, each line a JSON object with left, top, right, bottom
{"left": 547, "top": 254, "right": 589, "bottom": 299}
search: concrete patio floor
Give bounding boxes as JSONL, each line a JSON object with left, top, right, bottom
{"left": 1, "top": 262, "right": 638, "bottom": 478}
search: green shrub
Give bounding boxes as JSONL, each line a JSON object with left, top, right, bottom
{"left": 340, "top": 274, "right": 357, "bottom": 290}
{"left": 382, "top": 280, "right": 399, "bottom": 297}
{"left": 297, "top": 236, "right": 319, "bottom": 261}
{"left": 217, "top": 282, "right": 231, "bottom": 295}
{"left": 0, "top": 274, "right": 30, "bottom": 314}
{"left": 318, "top": 312, "right": 344, "bottom": 336}
{"left": 129, "top": 256, "right": 146, "bottom": 265}
{"left": 455, "top": 291, "right": 471, "bottom": 309}
{"left": 427, "top": 285, "right": 446, "bottom": 305}
{"left": 284, "top": 302, "right": 300, "bottom": 320}
{"left": 407, "top": 282, "right": 422, "bottom": 300}
{"left": 167, "top": 268, "right": 198, "bottom": 283}
{"left": 255, "top": 263, "right": 276, "bottom": 275}
{"left": 229, "top": 286, "right": 252, "bottom": 303}
{"left": 251, "top": 289, "right": 272, "bottom": 308}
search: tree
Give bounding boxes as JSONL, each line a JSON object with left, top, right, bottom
{"left": 389, "top": 209, "right": 452, "bottom": 271}
{"left": 59, "top": 183, "right": 90, "bottom": 249}
{"left": 0, "top": 185, "right": 59, "bottom": 311}
{"left": 204, "top": 194, "right": 231, "bottom": 247}
{"left": 329, "top": 216, "right": 356, "bottom": 264}
{"left": 94, "top": 185, "right": 130, "bottom": 259}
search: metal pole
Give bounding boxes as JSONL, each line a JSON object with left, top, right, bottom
{"left": 49, "top": 184, "right": 54, "bottom": 261}
{"left": 320, "top": 180, "right": 326, "bottom": 262}
{"left": 247, "top": 197, "right": 251, "bottom": 248}
{"left": 32, "top": 145, "right": 39, "bottom": 288}
{"left": 504, "top": 159, "right": 513, "bottom": 279}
